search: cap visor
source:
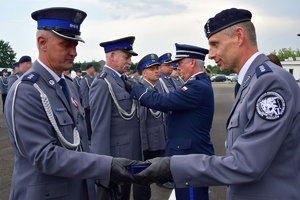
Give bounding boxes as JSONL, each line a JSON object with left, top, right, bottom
{"left": 122, "top": 50, "right": 138, "bottom": 56}
{"left": 144, "top": 63, "right": 160, "bottom": 69}
{"left": 172, "top": 57, "right": 185, "bottom": 62}
{"left": 51, "top": 30, "right": 85, "bottom": 43}
{"left": 162, "top": 60, "right": 173, "bottom": 64}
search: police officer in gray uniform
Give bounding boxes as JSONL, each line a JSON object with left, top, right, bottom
{"left": 170, "top": 63, "right": 184, "bottom": 90}
{"left": 133, "top": 8, "right": 300, "bottom": 200}
{"left": 11, "top": 62, "right": 20, "bottom": 74}
{"left": 73, "top": 68, "right": 82, "bottom": 103}
{"left": 4, "top": 7, "right": 142, "bottom": 200}
{"left": 158, "top": 53, "right": 176, "bottom": 93}
{"left": 80, "top": 63, "right": 94, "bottom": 141}
{"left": 8, "top": 55, "right": 32, "bottom": 91}
{"left": 90, "top": 36, "right": 142, "bottom": 200}
{"left": 0, "top": 69, "right": 9, "bottom": 112}
{"left": 132, "top": 54, "right": 166, "bottom": 200}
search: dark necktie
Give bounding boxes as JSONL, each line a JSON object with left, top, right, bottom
{"left": 234, "top": 82, "right": 240, "bottom": 98}
{"left": 121, "top": 75, "right": 127, "bottom": 83}
{"left": 58, "top": 79, "right": 70, "bottom": 104}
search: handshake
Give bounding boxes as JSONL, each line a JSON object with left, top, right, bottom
{"left": 110, "top": 157, "right": 172, "bottom": 186}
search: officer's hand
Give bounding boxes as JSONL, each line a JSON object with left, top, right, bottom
{"left": 110, "top": 157, "right": 146, "bottom": 185}
{"left": 125, "top": 79, "right": 138, "bottom": 93}
{"left": 133, "top": 157, "right": 172, "bottom": 186}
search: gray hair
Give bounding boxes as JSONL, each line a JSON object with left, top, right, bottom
{"left": 36, "top": 30, "right": 53, "bottom": 48}
{"left": 221, "top": 21, "right": 257, "bottom": 47}
{"left": 185, "top": 58, "right": 204, "bottom": 70}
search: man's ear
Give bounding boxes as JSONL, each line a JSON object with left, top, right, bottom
{"left": 235, "top": 27, "right": 246, "bottom": 46}
{"left": 38, "top": 35, "right": 48, "bottom": 51}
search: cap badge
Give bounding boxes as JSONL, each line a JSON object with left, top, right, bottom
{"left": 206, "top": 20, "right": 210, "bottom": 34}
{"left": 73, "top": 12, "right": 83, "bottom": 23}
{"left": 48, "top": 79, "right": 55, "bottom": 85}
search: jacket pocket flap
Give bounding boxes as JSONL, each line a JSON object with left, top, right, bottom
{"left": 111, "top": 134, "right": 131, "bottom": 146}
{"left": 26, "top": 180, "right": 68, "bottom": 199}
{"left": 54, "top": 110, "right": 73, "bottom": 126}
{"left": 227, "top": 112, "right": 239, "bottom": 129}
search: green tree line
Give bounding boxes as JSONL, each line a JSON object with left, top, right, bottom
{"left": 1, "top": 38, "right": 299, "bottom": 73}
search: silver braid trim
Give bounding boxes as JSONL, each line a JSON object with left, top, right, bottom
{"left": 33, "top": 83, "right": 80, "bottom": 150}
{"left": 12, "top": 81, "right": 25, "bottom": 157}
{"left": 159, "top": 78, "right": 169, "bottom": 93}
{"left": 149, "top": 109, "right": 162, "bottom": 118}
{"left": 104, "top": 78, "right": 136, "bottom": 120}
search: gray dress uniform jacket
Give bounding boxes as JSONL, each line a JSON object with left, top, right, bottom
{"left": 8, "top": 71, "right": 23, "bottom": 91}
{"left": 139, "top": 78, "right": 166, "bottom": 152}
{"left": 80, "top": 74, "right": 94, "bottom": 108}
{"left": 170, "top": 76, "right": 184, "bottom": 90}
{"left": 4, "top": 61, "right": 112, "bottom": 200}
{"left": 171, "top": 54, "right": 300, "bottom": 200}
{"left": 0, "top": 75, "right": 8, "bottom": 94}
{"left": 158, "top": 72, "right": 176, "bottom": 93}
{"left": 90, "top": 66, "right": 142, "bottom": 160}
{"left": 73, "top": 75, "right": 82, "bottom": 99}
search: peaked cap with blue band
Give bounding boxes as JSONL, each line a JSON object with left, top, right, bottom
{"left": 172, "top": 62, "right": 179, "bottom": 68}
{"left": 31, "top": 7, "right": 87, "bottom": 43}
{"left": 99, "top": 36, "right": 138, "bottom": 56}
{"left": 75, "top": 68, "right": 82, "bottom": 73}
{"left": 173, "top": 43, "right": 208, "bottom": 61}
{"left": 137, "top": 53, "right": 160, "bottom": 71}
{"left": 204, "top": 8, "right": 252, "bottom": 39}
{"left": 2, "top": 69, "right": 8, "bottom": 73}
{"left": 12, "top": 62, "right": 19, "bottom": 69}
{"left": 158, "top": 53, "right": 173, "bottom": 65}
{"left": 19, "top": 55, "right": 32, "bottom": 64}
{"left": 86, "top": 63, "right": 93, "bottom": 70}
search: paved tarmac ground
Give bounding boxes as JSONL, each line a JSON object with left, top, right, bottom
{"left": 0, "top": 82, "right": 235, "bottom": 200}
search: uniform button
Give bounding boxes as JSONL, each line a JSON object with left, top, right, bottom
{"left": 44, "top": 192, "right": 49, "bottom": 197}
{"left": 185, "top": 182, "right": 189, "bottom": 186}
{"left": 177, "top": 146, "right": 180, "bottom": 149}
{"left": 64, "top": 120, "right": 66, "bottom": 123}
{"left": 170, "top": 111, "right": 173, "bottom": 114}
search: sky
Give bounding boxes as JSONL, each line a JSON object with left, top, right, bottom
{"left": 1, "top": 0, "right": 300, "bottom": 67}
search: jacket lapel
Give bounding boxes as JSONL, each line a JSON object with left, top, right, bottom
{"left": 226, "top": 54, "right": 270, "bottom": 127}
{"left": 32, "top": 63, "right": 72, "bottom": 112}
{"left": 104, "top": 67, "right": 124, "bottom": 88}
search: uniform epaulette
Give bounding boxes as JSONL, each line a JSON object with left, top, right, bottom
{"left": 21, "top": 72, "right": 39, "bottom": 83}
{"left": 65, "top": 75, "right": 73, "bottom": 81}
{"left": 97, "top": 72, "right": 107, "bottom": 79}
{"left": 255, "top": 63, "right": 273, "bottom": 78}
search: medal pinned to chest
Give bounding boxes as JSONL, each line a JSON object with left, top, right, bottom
{"left": 71, "top": 97, "right": 82, "bottom": 118}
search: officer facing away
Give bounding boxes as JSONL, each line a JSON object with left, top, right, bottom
{"left": 0, "top": 69, "right": 9, "bottom": 112}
